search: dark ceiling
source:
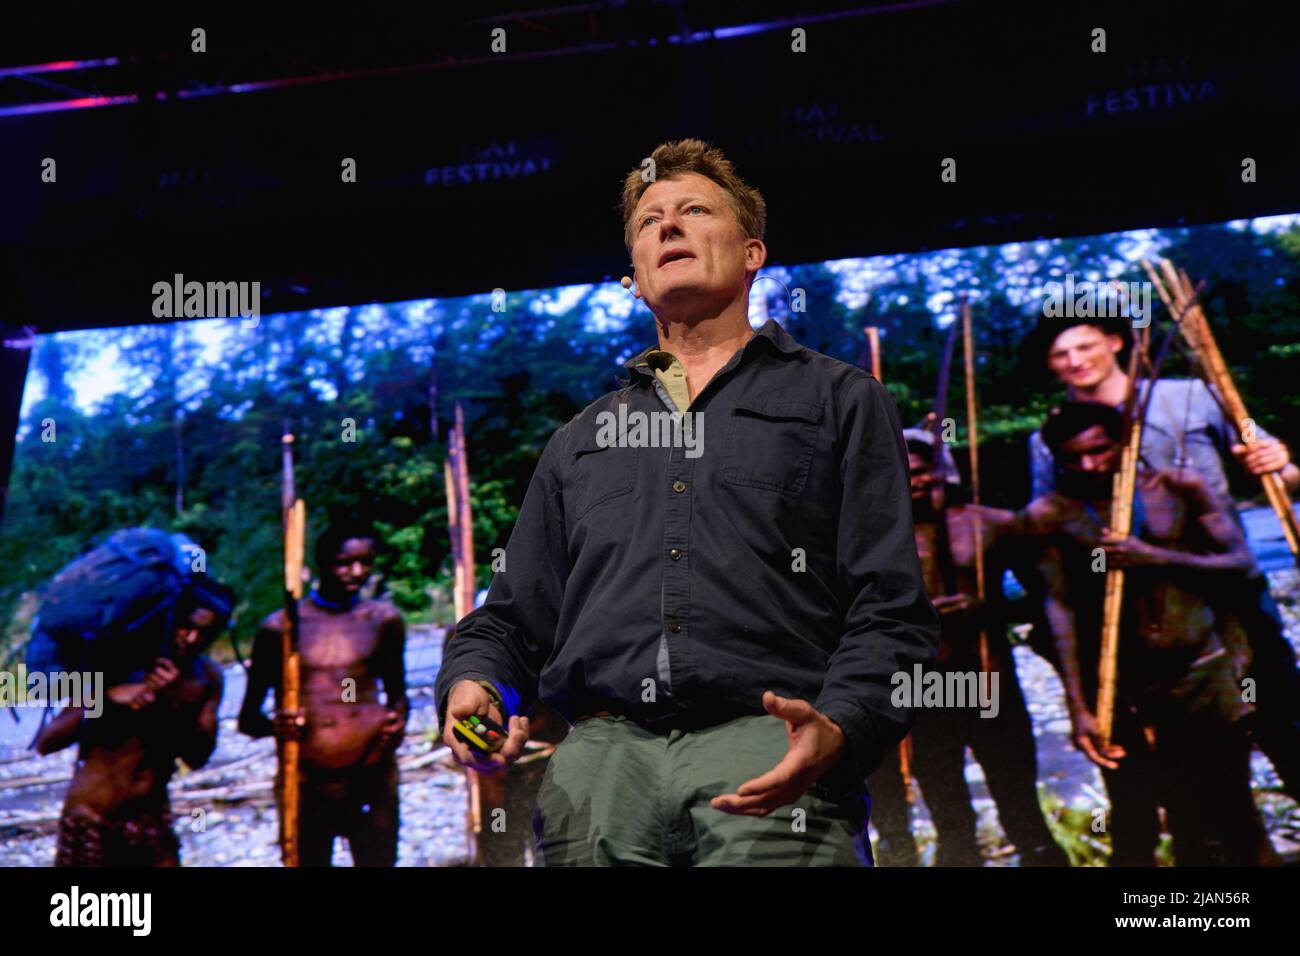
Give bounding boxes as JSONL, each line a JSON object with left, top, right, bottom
{"left": 2, "top": 2, "right": 1298, "bottom": 333}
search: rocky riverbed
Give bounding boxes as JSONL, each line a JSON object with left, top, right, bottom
{"left": 0, "top": 626, "right": 479, "bottom": 867}
{"left": 3, "top": 569, "right": 1299, "bottom": 867}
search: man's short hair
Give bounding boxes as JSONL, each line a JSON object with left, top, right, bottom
{"left": 1018, "top": 313, "right": 1133, "bottom": 382}
{"left": 901, "top": 427, "right": 963, "bottom": 484}
{"left": 905, "top": 438, "right": 933, "bottom": 463}
{"left": 314, "top": 518, "right": 379, "bottom": 572}
{"left": 1041, "top": 401, "right": 1124, "bottom": 453}
{"left": 620, "top": 139, "right": 767, "bottom": 256}
{"left": 175, "top": 577, "right": 237, "bottom": 633}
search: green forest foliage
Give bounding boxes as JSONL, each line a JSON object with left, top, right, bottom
{"left": 2, "top": 220, "right": 1298, "bottom": 663}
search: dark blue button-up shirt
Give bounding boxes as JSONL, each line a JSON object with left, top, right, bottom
{"left": 436, "top": 318, "right": 940, "bottom": 782}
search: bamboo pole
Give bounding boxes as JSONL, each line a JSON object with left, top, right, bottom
{"left": 279, "top": 432, "right": 305, "bottom": 867}
{"left": 454, "top": 403, "right": 476, "bottom": 617}
{"left": 864, "top": 326, "right": 882, "bottom": 381}
{"left": 1141, "top": 259, "right": 1300, "bottom": 566}
{"left": 445, "top": 403, "right": 476, "bottom": 621}
{"left": 444, "top": 403, "right": 483, "bottom": 862}
{"left": 445, "top": 457, "right": 463, "bottom": 616}
{"left": 1094, "top": 338, "right": 1144, "bottom": 747}
{"left": 871, "top": 336, "right": 913, "bottom": 799}
{"left": 960, "top": 296, "right": 990, "bottom": 674}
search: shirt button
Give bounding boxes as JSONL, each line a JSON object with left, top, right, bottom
{"left": 673, "top": 480, "right": 687, "bottom": 493}
{"left": 668, "top": 622, "right": 682, "bottom": 633}
{"left": 669, "top": 548, "right": 682, "bottom": 560}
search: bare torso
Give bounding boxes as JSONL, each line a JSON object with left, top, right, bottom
{"left": 60, "top": 659, "right": 221, "bottom": 823}
{"left": 913, "top": 504, "right": 1006, "bottom": 599}
{"left": 1026, "top": 469, "right": 1228, "bottom": 693}
{"left": 913, "top": 504, "right": 1014, "bottom": 667}
{"left": 252, "top": 600, "right": 404, "bottom": 771}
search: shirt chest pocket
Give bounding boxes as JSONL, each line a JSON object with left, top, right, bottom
{"left": 722, "top": 397, "right": 824, "bottom": 498}
{"left": 568, "top": 442, "right": 638, "bottom": 521}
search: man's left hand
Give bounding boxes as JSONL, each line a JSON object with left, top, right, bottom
{"left": 378, "top": 710, "right": 407, "bottom": 751}
{"left": 710, "top": 691, "right": 846, "bottom": 817}
{"left": 1231, "top": 437, "right": 1290, "bottom": 476}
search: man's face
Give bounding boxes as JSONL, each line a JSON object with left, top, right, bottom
{"left": 174, "top": 607, "right": 218, "bottom": 658}
{"left": 908, "top": 451, "right": 935, "bottom": 500}
{"left": 328, "top": 537, "right": 375, "bottom": 594}
{"left": 629, "top": 172, "right": 765, "bottom": 314}
{"left": 1057, "top": 424, "right": 1121, "bottom": 477}
{"left": 1046, "top": 325, "right": 1123, "bottom": 389}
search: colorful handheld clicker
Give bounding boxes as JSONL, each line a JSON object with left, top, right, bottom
{"left": 453, "top": 713, "right": 507, "bottom": 755}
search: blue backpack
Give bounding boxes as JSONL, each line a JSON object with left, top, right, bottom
{"left": 26, "top": 528, "right": 233, "bottom": 682}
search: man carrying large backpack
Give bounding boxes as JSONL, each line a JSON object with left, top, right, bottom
{"left": 28, "top": 528, "right": 236, "bottom": 867}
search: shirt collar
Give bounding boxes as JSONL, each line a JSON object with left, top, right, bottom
{"left": 623, "top": 319, "right": 801, "bottom": 378}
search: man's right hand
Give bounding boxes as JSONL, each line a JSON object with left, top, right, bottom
{"left": 272, "top": 709, "right": 307, "bottom": 742}
{"left": 442, "top": 679, "right": 529, "bottom": 774}
{"left": 1070, "top": 708, "right": 1126, "bottom": 770}
{"left": 107, "top": 659, "right": 183, "bottom": 711}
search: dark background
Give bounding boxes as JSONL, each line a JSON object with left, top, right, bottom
{"left": 2, "top": 1, "right": 1297, "bottom": 334}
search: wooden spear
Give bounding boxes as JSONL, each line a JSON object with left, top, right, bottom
{"left": 866, "top": 336, "right": 914, "bottom": 799}
{"left": 864, "top": 326, "right": 882, "bottom": 381}
{"left": 454, "top": 404, "right": 475, "bottom": 617}
{"left": 445, "top": 403, "right": 476, "bottom": 622}
{"left": 1094, "top": 337, "right": 1145, "bottom": 746}
{"left": 959, "top": 295, "right": 991, "bottom": 674}
{"left": 279, "top": 429, "right": 306, "bottom": 867}
{"left": 1141, "top": 258, "right": 1300, "bottom": 567}
{"left": 443, "top": 402, "right": 483, "bottom": 861}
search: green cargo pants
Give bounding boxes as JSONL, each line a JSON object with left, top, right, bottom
{"left": 532, "top": 713, "right": 872, "bottom": 866}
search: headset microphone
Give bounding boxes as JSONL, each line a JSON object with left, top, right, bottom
{"left": 749, "top": 274, "right": 795, "bottom": 311}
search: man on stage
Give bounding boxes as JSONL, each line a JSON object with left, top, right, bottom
{"left": 436, "top": 138, "right": 939, "bottom": 866}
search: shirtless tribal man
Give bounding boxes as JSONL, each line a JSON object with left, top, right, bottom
{"left": 1025, "top": 401, "right": 1276, "bottom": 866}
{"left": 239, "top": 520, "right": 409, "bottom": 867}
{"left": 1024, "top": 313, "right": 1300, "bottom": 800}
{"left": 36, "top": 587, "right": 233, "bottom": 867}
{"left": 868, "top": 429, "right": 1067, "bottom": 866}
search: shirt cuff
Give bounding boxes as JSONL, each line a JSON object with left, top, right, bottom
{"left": 437, "top": 671, "right": 502, "bottom": 729}
{"left": 815, "top": 697, "right": 884, "bottom": 786}
{"left": 474, "top": 679, "right": 505, "bottom": 713}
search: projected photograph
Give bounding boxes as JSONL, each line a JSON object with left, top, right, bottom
{"left": 3, "top": 212, "right": 1298, "bottom": 867}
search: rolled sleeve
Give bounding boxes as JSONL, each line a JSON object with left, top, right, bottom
{"left": 434, "top": 426, "right": 571, "bottom": 729}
